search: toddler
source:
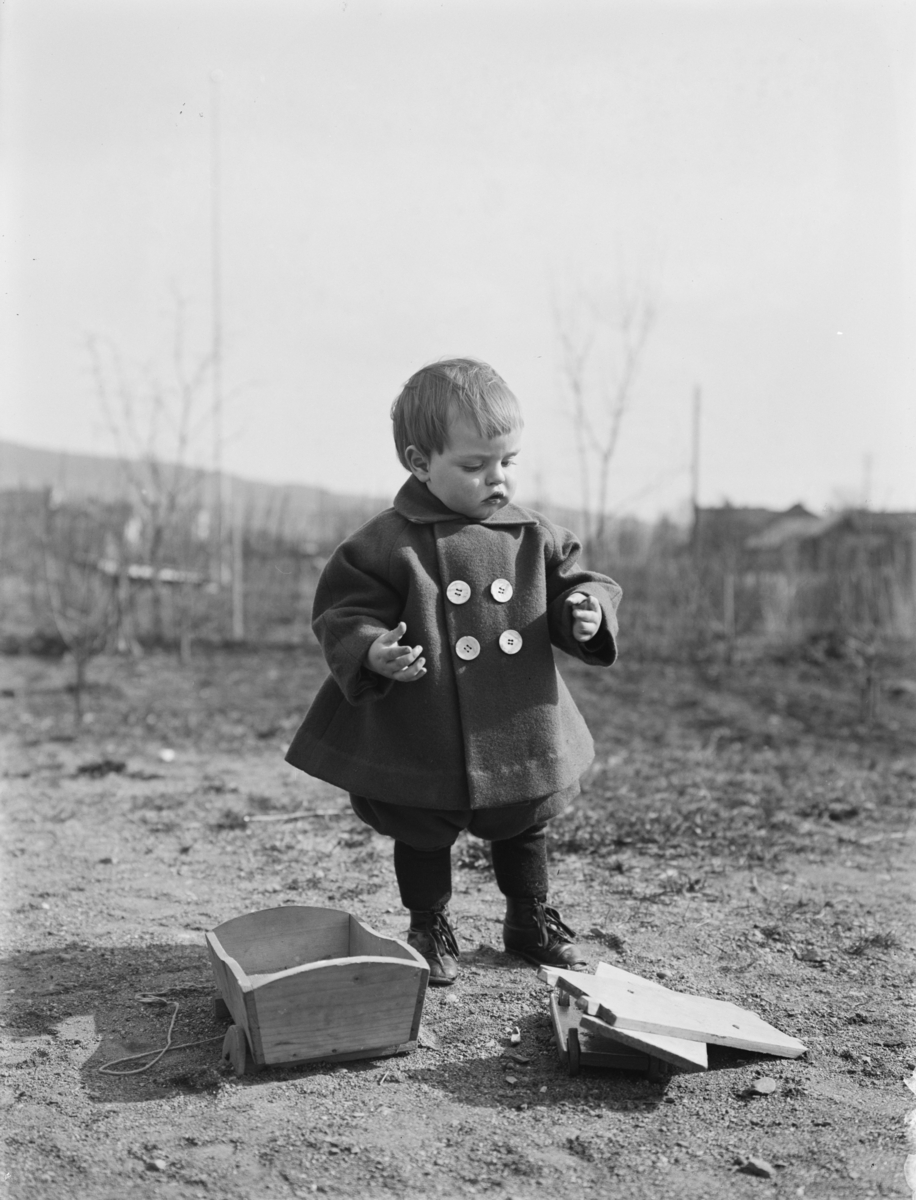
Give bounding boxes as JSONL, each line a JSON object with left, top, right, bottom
{"left": 286, "top": 358, "right": 621, "bottom": 984}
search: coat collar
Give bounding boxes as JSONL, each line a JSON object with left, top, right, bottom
{"left": 393, "top": 476, "right": 538, "bottom": 527}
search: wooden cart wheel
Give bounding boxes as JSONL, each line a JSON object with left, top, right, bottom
{"left": 567, "top": 1028, "right": 581, "bottom": 1076}
{"left": 213, "top": 995, "right": 231, "bottom": 1022}
{"left": 222, "top": 1025, "right": 248, "bottom": 1077}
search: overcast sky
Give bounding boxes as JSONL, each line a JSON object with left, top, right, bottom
{"left": 1, "top": 0, "right": 913, "bottom": 519}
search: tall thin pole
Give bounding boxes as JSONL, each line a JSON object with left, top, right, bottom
{"left": 691, "top": 385, "right": 701, "bottom": 550}
{"left": 862, "top": 452, "right": 873, "bottom": 509}
{"left": 210, "top": 70, "right": 224, "bottom": 585}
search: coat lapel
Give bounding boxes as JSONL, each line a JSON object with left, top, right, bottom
{"left": 393, "top": 476, "right": 538, "bottom": 528}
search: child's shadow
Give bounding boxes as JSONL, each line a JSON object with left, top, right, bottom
{"left": 2, "top": 941, "right": 225, "bottom": 1104}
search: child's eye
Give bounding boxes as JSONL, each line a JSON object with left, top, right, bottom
{"left": 462, "top": 463, "right": 483, "bottom": 473}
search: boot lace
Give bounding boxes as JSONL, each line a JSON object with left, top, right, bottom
{"left": 428, "top": 910, "right": 460, "bottom": 959}
{"left": 411, "top": 909, "right": 459, "bottom": 961}
{"left": 533, "top": 901, "right": 577, "bottom": 950}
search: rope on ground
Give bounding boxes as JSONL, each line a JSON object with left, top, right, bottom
{"left": 97, "top": 993, "right": 225, "bottom": 1076}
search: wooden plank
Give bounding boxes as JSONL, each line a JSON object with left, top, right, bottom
{"left": 213, "top": 906, "right": 350, "bottom": 976}
{"left": 595, "top": 962, "right": 755, "bottom": 1020}
{"left": 579, "top": 1014, "right": 707, "bottom": 1072}
{"left": 541, "top": 970, "right": 707, "bottom": 1071}
{"left": 347, "top": 914, "right": 417, "bottom": 961}
{"left": 250, "top": 957, "right": 428, "bottom": 1066}
{"left": 206, "top": 934, "right": 264, "bottom": 1062}
{"left": 595, "top": 962, "right": 669, "bottom": 990}
{"left": 549, "top": 992, "right": 650, "bottom": 1071}
{"left": 346, "top": 918, "right": 429, "bottom": 1039}
{"left": 546, "top": 969, "right": 806, "bottom": 1057}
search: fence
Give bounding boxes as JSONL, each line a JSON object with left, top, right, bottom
{"left": 2, "top": 489, "right": 914, "bottom": 662}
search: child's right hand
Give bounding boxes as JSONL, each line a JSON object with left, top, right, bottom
{"left": 366, "top": 622, "right": 427, "bottom": 682}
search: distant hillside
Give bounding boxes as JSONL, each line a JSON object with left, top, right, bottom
{"left": 0, "top": 439, "right": 388, "bottom": 539}
{"left": 0, "top": 438, "right": 617, "bottom": 545}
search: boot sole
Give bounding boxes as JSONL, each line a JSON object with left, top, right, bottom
{"left": 504, "top": 946, "right": 586, "bottom": 970}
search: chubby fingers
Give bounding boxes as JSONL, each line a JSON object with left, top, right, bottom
{"left": 567, "top": 593, "right": 602, "bottom": 641}
{"left": 379, "top": 621, "right": 408, "bottom": 645}
{"left": 367, "top": 622, "right": 414, "bottom": 675}
{"left": 567, "top": 591, "right": 598, "bottom": 612}
{"left": 567, "top": 591, "right": 598, "bottom": 619}
{"left": 383, "top": 640, "right": 426, "bottom": 681}
{"left": 392, "top": 651, "right": 427, "bottom": 682}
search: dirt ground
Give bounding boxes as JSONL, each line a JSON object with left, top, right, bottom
{"left": 1, "top": 640, "right": 914, "bottom": 1200}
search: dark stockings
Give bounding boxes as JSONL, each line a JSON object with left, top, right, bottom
{"left": 393, "top": 822, "right": 548, "bottom": 911}
{"left": 490, "top": 822, "right": 548, "bottom": 900}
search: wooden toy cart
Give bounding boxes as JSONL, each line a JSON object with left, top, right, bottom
{"left": 207, "top": 905, "right": 429, "bottom": 1076}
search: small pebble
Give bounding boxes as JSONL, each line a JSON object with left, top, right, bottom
{"left": 748, "top": 1077, "right": 778, "bottom": 1096}
{"left": 739, "top": 1157, "right": 776, "bottom": 1178}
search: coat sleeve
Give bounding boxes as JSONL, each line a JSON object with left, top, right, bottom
{"left": 311, "top": 523, "right": 407, "bottom": 705}
{"left": 543, "top": 521, "right": 622, "bottom": 665}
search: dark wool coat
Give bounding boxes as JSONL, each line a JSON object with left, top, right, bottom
{"left": 285, "top": 476, "right": 622, "bottom": 810}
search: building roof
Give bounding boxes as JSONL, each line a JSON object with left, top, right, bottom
{"left": 746, "top": 509, "right": 916, "bottom": 551}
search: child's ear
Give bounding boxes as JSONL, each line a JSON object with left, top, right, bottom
{"left": 404, "top": 445, "right": 431, "bottom": 481}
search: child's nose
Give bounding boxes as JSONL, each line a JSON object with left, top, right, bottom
{"left": 487, "top": 462, "right": 507, "bottom": 485}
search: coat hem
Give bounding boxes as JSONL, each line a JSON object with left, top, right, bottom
{"left": 285, "top": 737, "right": 593, "bottom": 812}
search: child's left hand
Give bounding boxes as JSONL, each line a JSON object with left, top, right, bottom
{"left": 566, "top": 592, "right": 603, "bottom": 643}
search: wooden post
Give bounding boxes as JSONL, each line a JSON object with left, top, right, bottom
{"left": 210, "top": 69, "right": 225, "bottom": 596}
{"left": 691, "top": 386, "right": 701, "bottom": 558}
{"left": 724, "top": 570, "right": 736, "bottom": 661}
{"left": 231, "top": 501, "right": 244, "bottom": 642}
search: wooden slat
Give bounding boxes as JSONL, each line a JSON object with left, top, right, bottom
{"left": 548, "top": 993, "right": 650, "bottom": 1071}
{"left": 212, "top": 906, "right": 350, "bottom": 976}
{"left": 540, "top": 966, "right": 806, "bottom": 1058}
{"left": 345, "top": 917, "right": 429, "bottom": 1038}
{"left": 595, "top": 962, "right": 755, "bottom": 1019}
{"left": 251, "top": 958, "right": 428, "bottom": 1065}
{"left": 206, "top": 933, "right": 263, "bottom": 1062}
{"left": 579, "top": 1014, "right": 708, "bottom": 1072}
{"left": 347, "top": 914, "right": 417, "bottom": 961}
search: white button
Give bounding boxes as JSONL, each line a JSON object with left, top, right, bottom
{"left": 455, "top": 636, "right": 481, "bottom": 661}
{"left": 498, "top": 630, "right": 523, "bottom": 655}
{"left": 447, "top": 580, "right": 471, "bottom": 605}
{"left": 490, "top": 578, "right": 513, "bottom": 603}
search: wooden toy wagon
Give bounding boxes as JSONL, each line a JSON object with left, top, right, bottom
{"left": 207, "top": 905, "right": 429, "bottom": 1076}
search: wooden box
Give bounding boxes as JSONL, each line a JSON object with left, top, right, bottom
{"left": 207, "top": 905, "right": 429, "bottom": 1075}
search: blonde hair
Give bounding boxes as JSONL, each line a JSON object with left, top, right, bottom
{"left": 390, "top": 358, "right": 522, "bottom": 470}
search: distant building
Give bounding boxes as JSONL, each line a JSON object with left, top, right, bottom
{"left": 744, "top": 509, "right": 916, "bottom": 638}
{"left": 693, "top": 502, "right": 816, "bottom": 564}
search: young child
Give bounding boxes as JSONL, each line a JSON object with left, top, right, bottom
{"left": 286, "top": 358, "right": 621, "bottom": 985}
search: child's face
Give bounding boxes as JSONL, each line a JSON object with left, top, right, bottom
{"left": 406, "top": 415, "right": 522, "bottom": 520}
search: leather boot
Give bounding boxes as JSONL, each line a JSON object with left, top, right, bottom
{"left": 503, "top": 897, "right": 586, "bottom": 970}
{"left": 408, "top": 906, "right": 460, "bottom": 986}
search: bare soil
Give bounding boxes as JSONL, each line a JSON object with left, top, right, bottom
{"left": 1, "top": 643, "right": 914, "bottom": 1199}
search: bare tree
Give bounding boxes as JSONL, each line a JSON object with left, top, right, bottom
{"left": 87, "top": 299, "right": 214, "bottom": 651}
{"left": 40, "top": 495, "right": 120, "bottom": 724}
{"left": 555, "top": 280, "right": 656, "bottom": 555}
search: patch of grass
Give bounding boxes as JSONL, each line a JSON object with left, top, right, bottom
{"left": 212, "top": 808, "right": 249, "bottom": 832}
{"left": 846, "top": 932, "right": 902, "bottom": 956}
